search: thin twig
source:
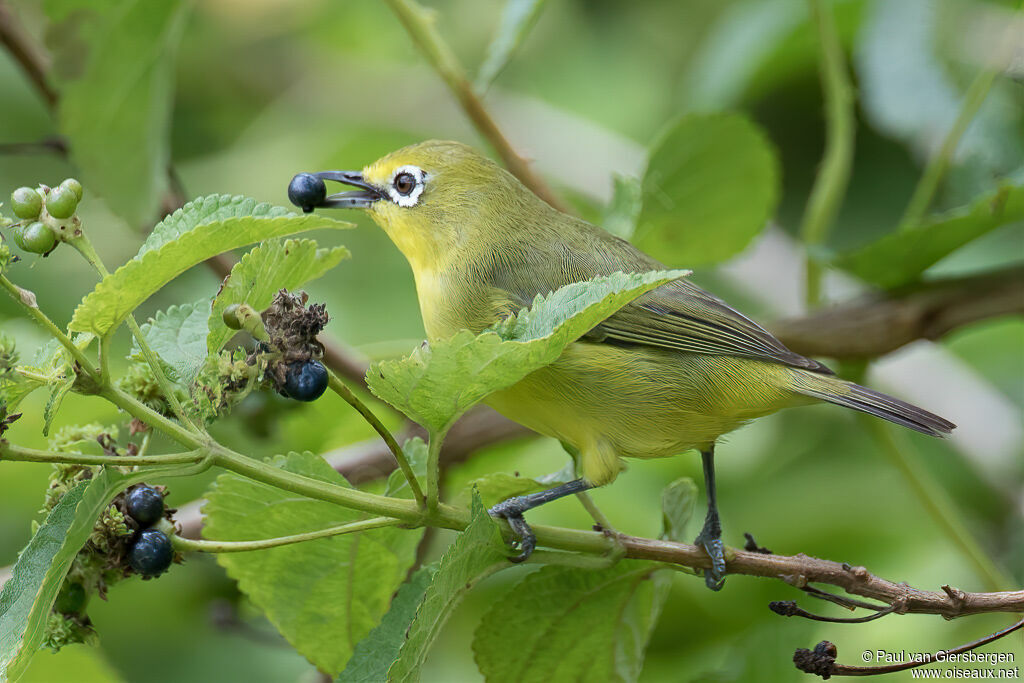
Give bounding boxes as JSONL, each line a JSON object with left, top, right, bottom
{"left": 0, "top": 1, "right": 57, "bottom": 107}
{"left": 801, "top": 0, "right": 855, "bottom": 307}
{"left": 794, "top": 616, "right": 1024, "bottom": 677}
{"left": 770, "top": 600, "right": 899, "bottom": 623}
{"left": 381, "top": 0, "right": 569, "bottom": 213}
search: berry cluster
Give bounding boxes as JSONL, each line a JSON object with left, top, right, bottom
{"left": 6, "top": 179, "right": 83, "bottom": 255}
{"left": 124, "top": 485, "right": 174, "bottom": 577}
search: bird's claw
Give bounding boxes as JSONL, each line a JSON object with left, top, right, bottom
{"left": 696, "top": 532, "right": 726, "bottom": 591}
{"left": 489, "top": 498, "right": 536, "bottom": 563}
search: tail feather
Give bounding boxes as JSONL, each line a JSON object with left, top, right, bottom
{"left": 794, "top": 378, "right": 956, "bottom": 437}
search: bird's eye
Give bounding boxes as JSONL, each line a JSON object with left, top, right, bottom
{"left": 393, "top": 172, "right": 416, "bottom": 196}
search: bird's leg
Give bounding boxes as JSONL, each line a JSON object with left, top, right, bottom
{"left": 489, "top": 479, "right": 591, "bottom": 563}
{"left": 695, "top": 445, "right": 727, "bottom": 591}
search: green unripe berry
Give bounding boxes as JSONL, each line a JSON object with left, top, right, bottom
{"left": 11, "top": 187, "right": 42, "bottom": 220}
{"left": 55, "top": 581, "right": 88, "bottom": 614}
{"left": 59, "top": 178, "right": 83, "bottom": 201}
{"left": 10, "top": 225, "right": 28, "bottom": 250}
{"left": 22, "top": 222, "right": 57, "bottom": 254}
{"left": 222, "top": 303, "right": 243, "bottom": 330}
{"left": 45, "top": 186, "right": 78, "bottom": 219}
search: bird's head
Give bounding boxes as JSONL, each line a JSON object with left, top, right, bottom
{"left": 289, "top": 140, "right": 545, "bottom": 272}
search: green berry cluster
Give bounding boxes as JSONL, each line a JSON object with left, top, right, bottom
{"left": 5, "top": 179, "right": 84, "bottom": 256}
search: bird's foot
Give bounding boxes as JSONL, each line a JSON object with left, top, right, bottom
{"left": 695, "top": 529, "right": 726, "bottom": 591}
{"left": 489, "top": 497, "right": 536, "bottom": 563}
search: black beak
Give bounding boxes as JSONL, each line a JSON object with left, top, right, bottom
{"left": 287, "top": 171, "right": 382, "bottom": 213}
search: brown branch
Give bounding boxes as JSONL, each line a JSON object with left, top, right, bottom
{"left": 0, "top": 1, "right": 57, "bottom": 108}
{"left": 794, "top": 616, "right": 1024, "bottom": 677}
{"left": 773, "top": 265, "right": 1024, "bottom": 359}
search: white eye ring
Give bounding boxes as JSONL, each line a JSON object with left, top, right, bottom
{"left": 386, "top": 165, "right": 426, "bottom": 207}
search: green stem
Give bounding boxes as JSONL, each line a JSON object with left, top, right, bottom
{"left": 801, "top": 0, "right": 855, "bottom": 308}
{"left": 327, "top": 371, "right": 426, "bottom": 509}
{"left": 0, "top": 273, "right": 100, "bottom": 382}
{"left": 0, "top": 442, "right": 208, "bottom": 467}
{"left": 861, "top": 417, "right": 1013, "bottom": 593}
{"left": 100, "top": 384, "right": 205, "bottom": 449}
{"left": 425, "top": 430, "right": 445, "bottom": 513}
{"left": 169, "top": 516, "right": 402, "bottom": 553}
{"left": 66, "top": 233, "right": 200, "bottom": 433}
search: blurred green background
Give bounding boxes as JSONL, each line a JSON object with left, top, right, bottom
{"left": 1, "top": 0, "right": 1022, "bottom": 681}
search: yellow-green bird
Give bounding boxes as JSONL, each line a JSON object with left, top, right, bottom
{"left": 288, "top": 140, "right": 955, "bottom": 589}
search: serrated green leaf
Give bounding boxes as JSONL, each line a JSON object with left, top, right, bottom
{"left": 69, "top": 197, "right": 352, "bottom": 337}
{"left": 833, "top": 183, "right": 1024, "bottom": 289}
{"left": 0, "top": 466, "right": 171, "bottom": 681}
{"left": 57, "top": 0, "right": 190, "bottom": 227}
{"left": 140, "top": 195, "right": 292, "bottom": 256}
{"left": 133, "top": 300, "right": 210, "bottom": 385}
{"left": 335, "top": 565, "right": 436, "bottom": 683}
{"left": 366, "top": 270, "right": 687, "bottom": 434}
{"left": 472, "top": 562, "right": 659, "bottom": 683}
{"left": 475, "top": 0, "right": 548, "bottom": 91}
{"left": 387, "top": 493, "right": 507, "bottom": 682}
{"left": 207, "top": 238, "right": 349, "bottom": 354}
{"left": 41, "top": 376, "right": 75, "bottom": 438}
{"left": 201, "top": 452, "right": 421, "bottom": 676}
{"left": 635, "top": 113, "right": 779, "bottom": 266}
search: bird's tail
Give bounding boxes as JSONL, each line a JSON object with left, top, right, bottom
{"left": 791, "top": 374, "right": 956, "bottom": 437}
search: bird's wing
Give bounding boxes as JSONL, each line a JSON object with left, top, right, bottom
{"left": 588, "top": 279, "right": 833, "bottom": 374}
{"left": 494, "top": 229, "right": 831, "bottom": 374}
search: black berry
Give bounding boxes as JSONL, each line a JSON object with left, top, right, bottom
{"left": 287, "top": 173, "right": 326, "bottom": 213}
{"left": 128, "top": 529, "right": 174, "bottom": 576}
{"left": 281, "top": 359, "right": 328, "bottom": 402}
{"left": 126, "top": 485, "right": 164, "bottom": 527}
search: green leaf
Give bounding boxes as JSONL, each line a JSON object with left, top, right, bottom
{"left": 68, "top": 196, "right": 352, "bottom": 337}
{"left": 472, "top": 562, "right": 660, "bottom": 683}
{"left": 335, "top": 566, "right": 436, "bottom": 683}
{"left": 201, "top": 452, "right": 421, "bottom": 676}
{"left": 207, "top": 238, "right": 350, "bottom": 354}
{"left": 834, "top": 184, "right": 1024, "bottom": 288}
{"left": 133, "top": 300, "right": 210, "bottom": 385}
{"left": 387, "top": 493, "right": 507, "bottom": 682}
{"left": 139, "top": 195, "right": 292, "bottom": 256}
{"left": 57, "top": 0, "right": 190, "bottom": 227}
{"left": 41, "top": 376, "right": 75, "bottom": 438}
{"left": 635, "top": 113, "right": 779, "bottom": 266}
{"left": 475, "top": 0, "right": 548, "bottom": 91}
{"left": 0, "top": 467, "right": 159, "bottom": 681}
{"left": 366, "top": 270, "right": 688, "bottom": 434}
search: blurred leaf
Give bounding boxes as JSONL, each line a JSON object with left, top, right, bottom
{"left": 0, "top": 467, "right": 158, "bottom": 682}
{"left": 367, "top": 271, "right": 687, "bottom": 434}
{"left": 660, "top": 477, "right": 697, "bottom": 543}
{"left": 834, "top": 183, "right": 1024, "bottom": 288}
{"left": 475, "top": 0, "right": 548, "bottom": 91}
{"left": 683, "top": 0, "right": 806, "bottom": 111}
{"left": 335, "top": 565, "right": 436, "bottom": 683}
{"left": 207, "top": 238, "right": 349, "bottom": 354}
{"left": 68, "top": 196, "right": 353, "bottom": 337}
{"left": 855, "top": 0, "right": 1024, "bottom": 177}
{"left": 58, "top": 0, "right": 190, "bottom": 227}
{"left": 635, "top": 113, "right": 779, "bottom": 266}
{"left": 602, "top": 175, "right": 643, "bottom": 240}
{"left": 201, "top": 452, "right": 421, "bottom": 676}
{"left": 134, "top": 301, "right": 209, "bottom": 385}
{"left": 387, "top": 493, "right": 507, "bottom": 682}
{"left": 472, "top": 562, "right": 661, "bottom": 683}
